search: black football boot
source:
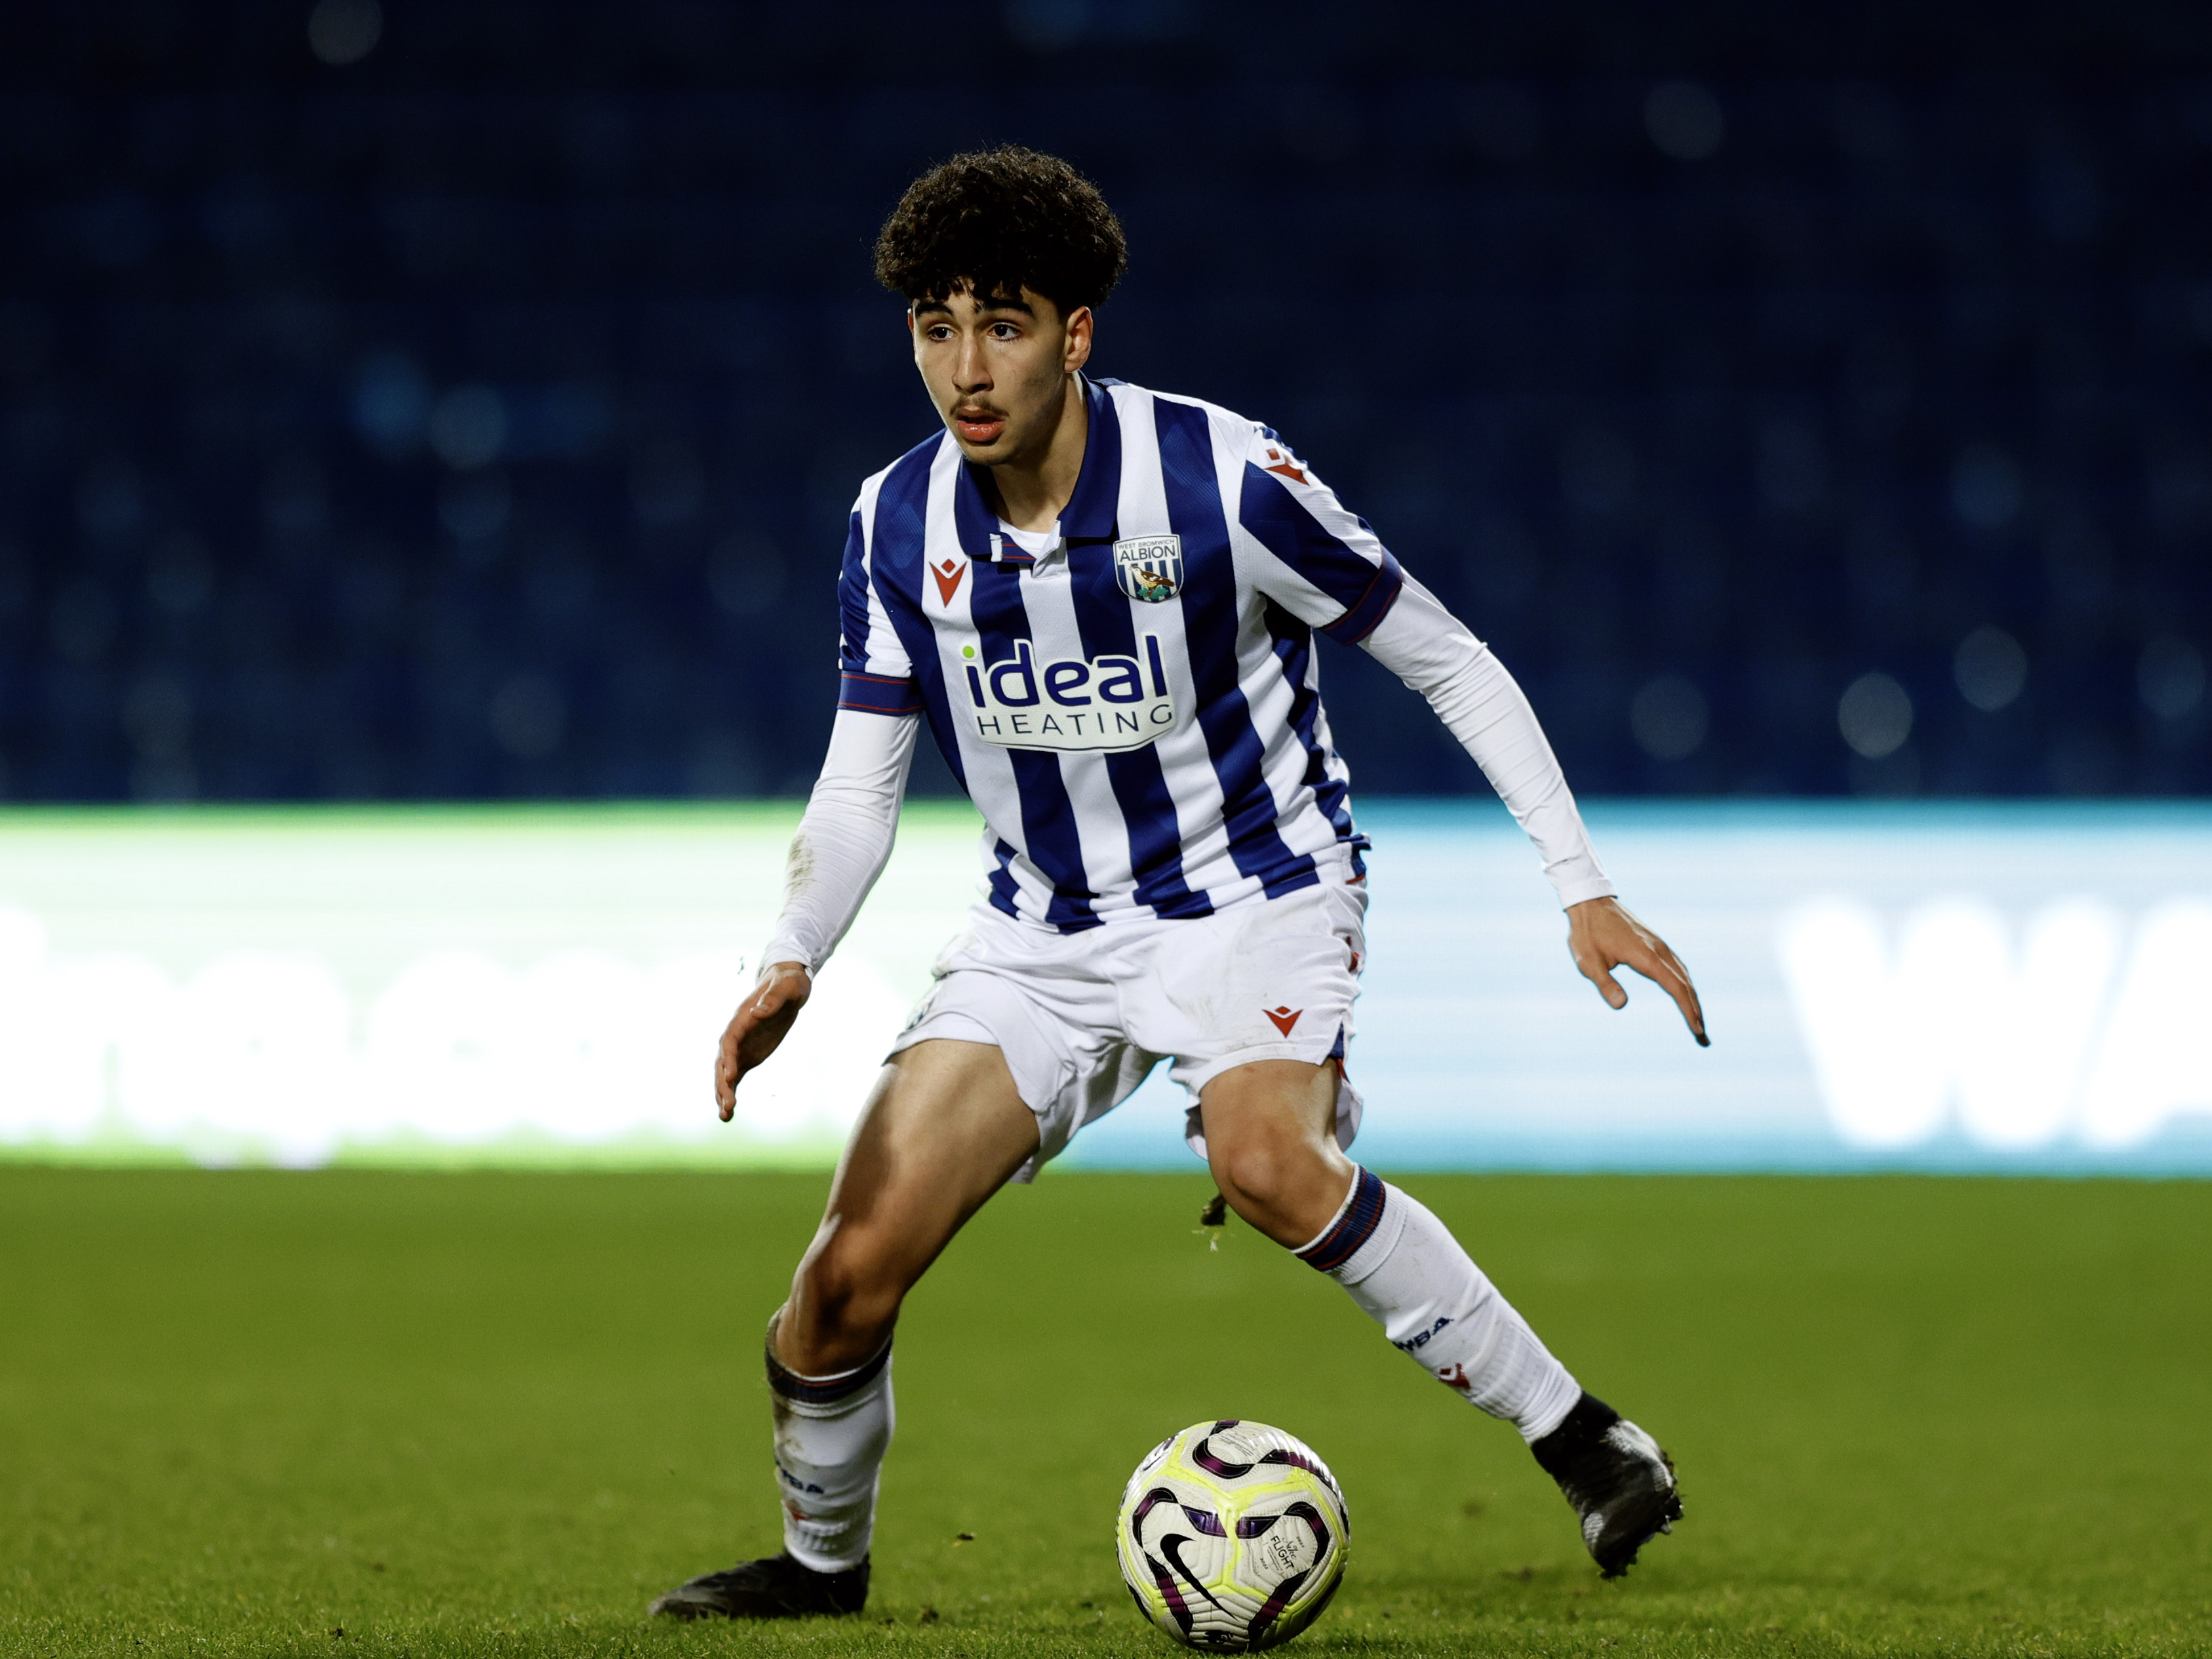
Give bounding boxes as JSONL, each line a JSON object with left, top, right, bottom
{"left": 1530, "top": 1392, "right": 1682, "bottom": 1578}
{"left": 648, "top": 1552, "right": 870, "bottom": 1619}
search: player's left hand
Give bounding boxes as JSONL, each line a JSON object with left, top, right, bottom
{"left": 1566, "top": 896, "right": 1708, "bottom": 1047}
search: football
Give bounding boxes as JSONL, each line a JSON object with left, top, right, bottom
{"left": 1115, "top": 1420, "right": 1350, "bottom": 1650}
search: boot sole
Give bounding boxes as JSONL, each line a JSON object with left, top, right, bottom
{"left": 1594, "top": 1483, "right": 1684, "bottom": 1578}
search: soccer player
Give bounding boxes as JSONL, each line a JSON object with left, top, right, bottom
{"left": 652, "top": 147, "right": 1706, "bottom": 1620}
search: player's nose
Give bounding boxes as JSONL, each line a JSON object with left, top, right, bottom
{"left": 952, "top": 334, "right": 991, "bottom": 391}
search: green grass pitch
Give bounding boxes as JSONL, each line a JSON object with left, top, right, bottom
{"left": 3, "top": 1168, "right": 2208, "bottom": 1658}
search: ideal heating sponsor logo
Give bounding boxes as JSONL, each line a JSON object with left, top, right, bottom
{"left": 958, "top": 636, "right": 1177, "bottom": 753}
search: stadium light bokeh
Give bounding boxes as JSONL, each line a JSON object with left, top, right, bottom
{"left": 0, "top": 4, "right": 2206, "bottom": 802}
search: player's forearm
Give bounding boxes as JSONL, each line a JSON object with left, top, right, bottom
{"left": 759, "top": 709, "right": 918, "bottom": 973}
{"left": 1360, "top": 579, "right": 1614, "bottom": 908}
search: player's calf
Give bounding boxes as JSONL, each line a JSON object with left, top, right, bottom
{"left": 1284, "top": 1167, "right": 1680, "bottom": 1573}
{"left": 765, "top": 1323, "right": 894, "bottom": 1574}
{"left": 1295, "top": 1169, "right": 1583, "bottom": 1436}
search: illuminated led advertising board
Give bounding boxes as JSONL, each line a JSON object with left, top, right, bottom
{"left": 1, "top": 803, "right": 2206, "bottom": 1173}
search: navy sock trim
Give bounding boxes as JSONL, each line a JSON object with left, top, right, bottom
{"left": 765, "top": 1340, "right": 891, "bottom": 1406}
{"left": 1294, "top": 1167, "right": 1387, "bottom": 1274}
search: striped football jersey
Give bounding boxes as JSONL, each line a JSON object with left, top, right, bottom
{"left": 836, "top": 375, "right": 1410, "bottom": 932}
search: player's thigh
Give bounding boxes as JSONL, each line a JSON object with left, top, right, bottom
{"left": 1197, "top": 1059, "right": 1354, "bottom": 1248}
{"left": 808, "top": 1036, "right": 1040, "bottom": 1295}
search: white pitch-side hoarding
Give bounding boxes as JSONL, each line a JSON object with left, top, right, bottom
{"left": 0, "top": 802, "right": 2207, "bottom": 1173}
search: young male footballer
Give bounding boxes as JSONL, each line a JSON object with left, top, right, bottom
{"left": 652, "top": 147, "right": 1707, "bottom": 1620}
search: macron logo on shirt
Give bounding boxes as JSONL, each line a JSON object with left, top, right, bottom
{"left": 960, "top": 636, "right": 1177, "bottom": 753}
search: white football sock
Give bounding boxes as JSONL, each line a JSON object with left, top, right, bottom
{"left": 765, "top": 1322, "right": 894, "bottom": 1572}
{"left": 1295, "top": 1168, "right": 1581, "bottom": 1442}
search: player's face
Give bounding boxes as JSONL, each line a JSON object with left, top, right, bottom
{"left": 909, "top": 286, "right": 1092, "bottom": 467}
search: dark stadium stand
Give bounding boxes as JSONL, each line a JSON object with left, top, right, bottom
{"left": 0, "top": 1, "right": 2207, "bottom": 801}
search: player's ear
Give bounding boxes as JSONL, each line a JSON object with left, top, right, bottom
{"left": 1063, "top": 305, "right": 1094, "bottom": 374}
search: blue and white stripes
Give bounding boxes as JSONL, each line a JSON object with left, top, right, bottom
{"left": 835, "top": 377, "right": 1404, "bottom": 931}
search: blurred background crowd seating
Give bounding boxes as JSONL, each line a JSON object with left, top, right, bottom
{"left": 1, "top": 0, "right": 2207, "bottom": 803}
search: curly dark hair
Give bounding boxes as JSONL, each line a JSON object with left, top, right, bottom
{"left": 874, "top": 146, "right": 1127, "bottom": 318}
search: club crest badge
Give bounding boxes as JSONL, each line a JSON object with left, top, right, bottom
{"left": 1113, "top": 534, "right": 1185, "bottom": 603}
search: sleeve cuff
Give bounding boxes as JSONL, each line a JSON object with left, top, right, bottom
{"left": 1552, "top": 873, "right": 1618, "bottom": 910}
{"left": 838, "top": 672, "right": 924, "bottom": 715}
{"left": 759, "top": 935, "right": 820, "bottom": 977}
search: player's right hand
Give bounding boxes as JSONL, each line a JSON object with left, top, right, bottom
{"left": 715, "top": 962, "right": 812, "bottom": 1120}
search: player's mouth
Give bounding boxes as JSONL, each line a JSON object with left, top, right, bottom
{"left": 952, "top": 406, "right": 1008, "bottom": 444}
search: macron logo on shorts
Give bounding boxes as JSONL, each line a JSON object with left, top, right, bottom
{"left": 1264, "top": 1005, "right": 1303, "bottom": 1036}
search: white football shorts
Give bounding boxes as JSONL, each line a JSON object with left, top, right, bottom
{"left": 887, "top": 870, "right": 1368, "bottom": 1182}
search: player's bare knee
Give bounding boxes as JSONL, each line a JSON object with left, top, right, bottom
{"left": 1211, "top": 1135, "right": 1301, "bottom": 1226}
{"left": 797, "top": 1249, "right": 896, "bottom": 1327}
{"left": 788, "top": 1243, "right": 903, "bottom": 1369}
{"left": 1211, "top": 1118, "right": 1355, "bottom": 1247}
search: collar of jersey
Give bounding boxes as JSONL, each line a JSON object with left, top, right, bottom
{"left": 953, "top": 374, "right": 1124, "bottom": 568}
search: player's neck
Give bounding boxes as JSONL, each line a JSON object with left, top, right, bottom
{"left": 981, "top": 375, "right": 1088, "bottom": 533}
